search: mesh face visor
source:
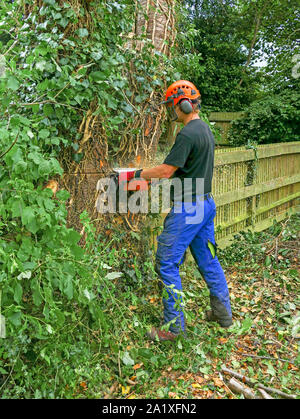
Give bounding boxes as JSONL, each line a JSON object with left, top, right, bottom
{"left": 160, "top": 87, "right": 195, "bottom": 121}
{"left": 160, "top": 97, "right": 179, "bottom": 122}
{"left": 166, "top": 102, "right": 178, "bottom": 121}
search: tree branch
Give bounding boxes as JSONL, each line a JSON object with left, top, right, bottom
{"left": 0, "top": 132, "right": 19, "bottom": 160}
{"left": 238, "top": 1, "right": 270, "bottom": 87}
{"left": 227, "top": 377, "right": 258, "bottom": 399}
{"left": 222, "top": 367, "right": 297, "bottom": 399}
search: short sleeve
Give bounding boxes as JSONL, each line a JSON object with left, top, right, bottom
{"left": 163, "top": 133, "right": 193, "bottom": 168}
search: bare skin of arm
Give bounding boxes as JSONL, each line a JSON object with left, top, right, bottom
{"left": 139, "top": 164, "right": 178, "bottom": 180}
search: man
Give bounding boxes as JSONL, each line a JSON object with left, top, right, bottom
{"left": 128, "top": 80, "right": 232, "bottom": 341}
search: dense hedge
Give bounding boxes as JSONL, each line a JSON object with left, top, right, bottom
{"left": 228, "top": 90, "right": 300, "bottom": 145}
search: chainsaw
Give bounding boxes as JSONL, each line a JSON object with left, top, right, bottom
{"left": 112, "top": 168, "right": 149, "bottom": 191}
{"left": 95, "top": 168, "right": 150, "bottom": 217}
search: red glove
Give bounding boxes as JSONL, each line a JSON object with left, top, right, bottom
{"left": 119, "top": 169, "right": 143, "bottom": 182}
{"left": 118, "top": 169, "right": 147, "bottom": 191}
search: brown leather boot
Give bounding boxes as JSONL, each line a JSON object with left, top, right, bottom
{"left": 146, "top": 327, "right": 179, "bottom": 342}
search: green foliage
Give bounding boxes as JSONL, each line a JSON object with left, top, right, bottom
{"left": 0, "top": 0, "right": 175, "bottom": 398}
{"left": 0, "top": 1, "right": 135, "bottom": 154}
{"left": 228, "top": 89, "right": 300, "bottom": 145}
{"left": 176, "top": 0, "right": 299, "bottom": 115}
{"left": 257, "top": 0, "right": 300, "bottom": 93}
{"left": 0, "top": 0, "right": 175, "bottom": 159}
{"left": 176, "top": 0, "right": 263, "bottom": 112}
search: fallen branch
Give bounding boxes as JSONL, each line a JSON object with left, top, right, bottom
{"left": 103, "top": 382, "right": 118, "bottom": 399}
{"left": 258, "top": 388, "right": 273, "bottom": 399}
{"left": 242, "top": 353, "right": 296, "bottom": 365}
{"left": 219, "top": 372, "right": 235, "bottom": 398}
{"left": 222, "top": 367, "right": 297, "bottom": 399}
{"left": 227, "top": 377, "right": 257, "bottom": 399}
{"left": 118, "top": 350, "right": 122, "bottom": 378}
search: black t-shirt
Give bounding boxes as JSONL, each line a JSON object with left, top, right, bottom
{"left": 163, "top": 119, "right": 215, "bottom": 201}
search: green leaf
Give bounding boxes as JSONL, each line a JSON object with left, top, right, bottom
{"left": 91, "top": 51, "right": 103, "bottom": 61}
{"left": 53, "top": 12, "right": 62, "bottom": 20}
{"left": 77, "top": 28, "right": 89, "bottom": 38}
{"left": 50, "top": 158, "right": 63, "bottom": 175}
{"left": 265, "top": 255, "right": 271, "bottom": 266}
{"left": 59, "top": 17, "right": 69, "bottom": 28}
{"left": 9, "top": 147, "right": 23, "bottom": 164}
{"left": 56, "top": 190, "right": 70, "bottom": 200}
{"left": 0, "top": 128, "right": 9, "bottom": 141}
{"left": 33, "top": 287, "right": 43, "bottom": 306}
{"left": 39, "top": 129, "right": 50, "bottom": 139}
{"left": 199, "top": 365, "right": 211, "bottom": 374}
{"left": 107, "top": 96, "right": 118, "bottom": 110}
{"left": 21, "top": 207, "right": 35, "bottom": 227}
{"left": 122, "top": 351, "right": 134, "bottom": 366}
{"left": 7, "top": 76, "right": 19, "bottom": 91}
{"left": 28, "top": 218, "right": 39, "bottom": 234}
{"left": 43, "top": 104, "right": 54, "bottom": 116}
{"left": 73, "top": 153, "right": 84, "bottom": 163}
{"left": 28, "top": 151, "right": 43, "bottom": 164}
{"left": 90, "top": 71, "right": 106, "bottom": 82}
{"left": 105, "top": 272, "right": 123, "bottom": 280}
{"left": 11, "top": 199, "right": 24, "bottom": 218}
{"left": 64, "top": 276, "right": 73, "bottom": 300}
{"left": 232, "top": 360, "right": 241, "bottom": 369}
{"left": 239, "top": 317, "right": 253, "bottom": 335}
{"left": 14, "top": 282, "right": 23, "bottom": 304}
{"left": 38, "top": 160, "right": 51, "bottom": 176}
{"left": 65, "top": 229, "right": 80, "bottom": 245}
{"left": 35, "top": 61, "right": 47, "bottom": 71}
{"left": 8, "top": 311, "right": 22, "bottom": 327}
{"left": 49, "top": 137, "right": 61, "bottom": 146}
{"left": 266, "top": 362, "right": 276, "bottom": 376}
{"left": 289, "top": 269, "right": 299, "bottom": 278}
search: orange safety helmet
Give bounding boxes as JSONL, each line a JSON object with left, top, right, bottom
{"left": 161, "top": 80, "right": 201, "bottom": 121}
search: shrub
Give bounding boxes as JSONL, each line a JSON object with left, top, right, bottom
{"left": 228, "top": 90, "right": 300, "bottom": 145}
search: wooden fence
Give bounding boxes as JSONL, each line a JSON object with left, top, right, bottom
{"left": 208, "top": 112, "right": 244, "bottom": 145}
{"left": 151, "top": 141, "right": 300, "bottom": 249}
{"left": 213, "top": 141, "right": 300, "bottom": 247}
{"left": 166, "top": 112, "right": 244, "bottom": 146}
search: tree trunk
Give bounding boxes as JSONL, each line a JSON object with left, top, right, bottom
{"left": 26, "top": 0, "right": 176, "bottom": 235}
{"left": 118, "top": 0, "right": 177, "bottom": 164}
{"left": 133, "top": 0, "right": 176, "bottom": 56}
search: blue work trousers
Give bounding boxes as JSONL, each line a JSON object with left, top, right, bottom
{"left": 155, "top": 194, "right": 232, "bottom": 333}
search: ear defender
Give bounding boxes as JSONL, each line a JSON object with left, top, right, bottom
{"left": 179, "top": 99, "right": 193, "bottom": 114}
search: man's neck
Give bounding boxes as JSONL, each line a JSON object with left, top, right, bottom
{"left": 183, "top": 113, "right": 200, "bottom": 126}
